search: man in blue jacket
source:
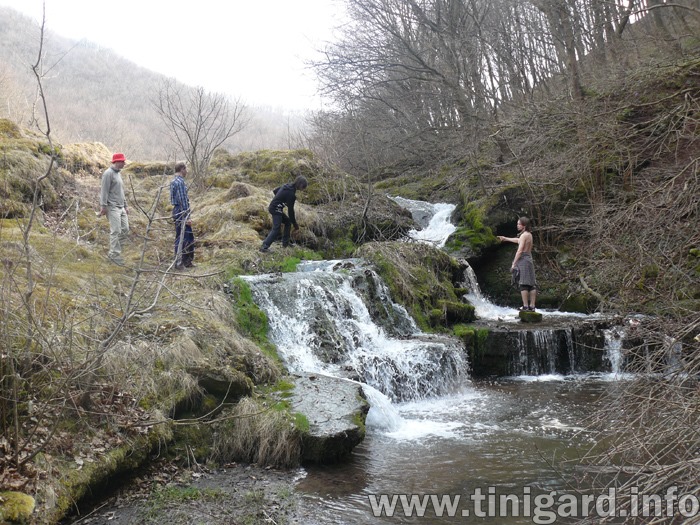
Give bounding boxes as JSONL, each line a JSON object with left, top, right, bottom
{"left": 170, "top": 162, "right": 195, "bottom": 269}
{"left": 260, "top": 175, "right": 308, "bottom": 252}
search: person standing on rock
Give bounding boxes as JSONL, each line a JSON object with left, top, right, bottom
{"left": 260, "top": 175, "right": 308, "bottom": 253}
{"left": 99, "top": 152, "right": 129, "bottom": 265}
{"left": 498, "top": 216, "right": 537, "bottom": 311}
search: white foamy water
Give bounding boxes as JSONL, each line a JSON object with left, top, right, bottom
{"left": 390, "top": 195, "right": 456, "bottom": 247}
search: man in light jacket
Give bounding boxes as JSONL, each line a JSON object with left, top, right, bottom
{"left": 100, "top": 152, "right": 129, "bottom": 265}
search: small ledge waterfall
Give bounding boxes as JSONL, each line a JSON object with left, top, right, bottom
{"left": 393, "top": 196, "right": 626, "bottom": 378}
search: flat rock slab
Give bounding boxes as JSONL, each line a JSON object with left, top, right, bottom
{"left": 289, "top": 372, "right": 369, "bottom": 464}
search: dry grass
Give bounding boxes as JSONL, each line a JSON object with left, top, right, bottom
{"left": 211, "top": 397, "right": 302, "bottom": 468}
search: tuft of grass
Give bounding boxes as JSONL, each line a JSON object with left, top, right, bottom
{"left": 211, "top": 397, "right": 302, "bottom": 468}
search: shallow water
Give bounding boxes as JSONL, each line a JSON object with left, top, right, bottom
{"left": 294, "top": 376, "right": 617, "bottom": 524}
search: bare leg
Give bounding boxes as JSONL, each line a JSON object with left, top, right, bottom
{"left": 529, "top": 289, "right": 537, "bottom": 309}
{"left": 520, "top": 290, "right": 529, "bottom": 308}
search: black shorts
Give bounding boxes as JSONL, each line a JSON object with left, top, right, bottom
{"left": 520, "top": 285, "right": 536, "bottom": 292}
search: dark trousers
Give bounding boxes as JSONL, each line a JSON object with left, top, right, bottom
{"left": 174, "top": 221, "right": 195, "bottom": 266}
{"left": 262, "top": 213, "right": 291, "bottom": 248}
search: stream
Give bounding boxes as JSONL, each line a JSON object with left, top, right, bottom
{"left": 244, "top": 196, "right": 628, "bottom": 524}
{"left": 66, "top": 197, "right": 629, "bottom": 525}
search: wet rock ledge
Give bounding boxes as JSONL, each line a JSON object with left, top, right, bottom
{"left": 289, "top": 372, "right": 369, "bottom": 463}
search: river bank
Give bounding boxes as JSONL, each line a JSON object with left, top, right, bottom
{"left": 62, "top": 461, "right": 306, "bottom": 525}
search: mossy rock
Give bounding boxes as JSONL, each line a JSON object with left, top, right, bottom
{"left": 355, "top": 241, "right": 467, "bottom": 331}
{"left": 0, "top": 491, "right": 35, "bottom": 524}
{"left": 187, "top": 364, "right": 254, "bottom": 401}
{"left": 444, "top": 201, "right": 497, "bottom": 258}
{"left": 519, "top": 310, "right": 543, "bottom": 323}
{"left": 436, "top": 300, "right": 476, "bottom": 324}
{"left": 560, "top": 293, "right": 599, "bottom": 313}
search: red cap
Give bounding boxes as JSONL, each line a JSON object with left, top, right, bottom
{"left": 112, "top": 152, "right": 126, "bottom": 163}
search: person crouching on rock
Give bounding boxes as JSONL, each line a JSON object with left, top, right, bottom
{"left": 260, "top": 175, "right": 308, "bottom": 253}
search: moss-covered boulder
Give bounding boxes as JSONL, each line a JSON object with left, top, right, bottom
{"left": 519, "top": 310, "right": 543, "bottom": 323}
{"left": 355, "top": 241, "right": 471, "bottom": 330}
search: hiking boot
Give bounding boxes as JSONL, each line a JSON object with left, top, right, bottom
{"left": 109, "top": 256, "right": 125, "bottom": 266}
{"left": 260, "top": 246, "right": 269, "bottom": 253}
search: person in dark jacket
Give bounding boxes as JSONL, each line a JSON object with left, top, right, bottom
{"left": 170, "top": 162, "right": 195, "bottom": 269}
{"left": 260, "top": 175, "right": 308, "bottom": 252}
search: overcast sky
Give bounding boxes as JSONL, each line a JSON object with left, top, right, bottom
{"left": 0, "top": 0, "right": 345, "bottom": 111}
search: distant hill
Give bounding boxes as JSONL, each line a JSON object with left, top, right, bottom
{"left": 0, "top": 6, "right": 308, "bottom": 161}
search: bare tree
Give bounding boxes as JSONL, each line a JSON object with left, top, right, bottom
{"left": 152, "top": 79, "right": 249, "bottom": 186}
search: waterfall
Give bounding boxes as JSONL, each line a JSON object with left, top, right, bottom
{"left": 461, "top": 261, "right": 521, "bottom": 321}
{"left": 513, "top": 330, "right": 558, "bottom": 375}
{"left": 603, "top": 326, "right": 626, "bottom": 375}
{"left": 389, "top": 195, "right": 456, "bottom": 247}
{"left": 243, "top": 260, "right": 469, "bottom": 403}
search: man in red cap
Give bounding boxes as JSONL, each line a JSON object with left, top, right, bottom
{"left": 100, "top": 153, "right": 129, "bottom": 265}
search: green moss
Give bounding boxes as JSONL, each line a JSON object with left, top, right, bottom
{"left": 0, "top": 491, "right": 35, "bottom": 523}
{"left": 428, "top": 308, "right": 444, "bottom": 326}
{"left": 436, "top": 300, "right": 476, "bottom": 323}
{"left": 275, "top": 379, "right": 295, "bottom": 392}
{"left": 352, "top": 410, "right": 367, "bottom": 436}
{"left": 325, "top": 237, "right": 358, "bottom": 259}
{"left": 228, "top": 278, "right": 269, "bottom": 343}
{"left": 280, "top": 256, "right": 301, "bottom": 272}
{"left": 475, "top": 327, "right": 489, "bottom": 348}
{"left": 292, "top": 412, "right": 310, "bottom": 432}
{"left": 445, "top": 202, "right": 496, "bottom": 253}
{"left": 292, "top": 248, "right": 323, "bottom": 261}
{"left": 50, "top": 430, "right": 171, "bottom": 523}
{"left": 452, "top": 324, "right": 473, "bottom": 339}
{"left": 452, "top": 325, "right": 489, "bottom": 360}
{"left": 170, "top": 422, "right": 213, "bottom": 462}
{"left": 519, "top": 310, "right": 543, "bottom": 323}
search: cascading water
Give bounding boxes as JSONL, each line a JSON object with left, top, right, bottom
{"left": 389, "top": 195, "right": 456, "bottom": 248}
{"left": 242, "top": 199, "right": 631, "bottom": 524}
{"left": 510, "top": 329, "right": 577, "bottom": 376}
{"left": 243, "top": 260, "right": 469, "bottom": 403}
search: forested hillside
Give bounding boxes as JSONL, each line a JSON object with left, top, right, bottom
{"left": 0, "top": 6, "right": 308, "bottom": 160}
